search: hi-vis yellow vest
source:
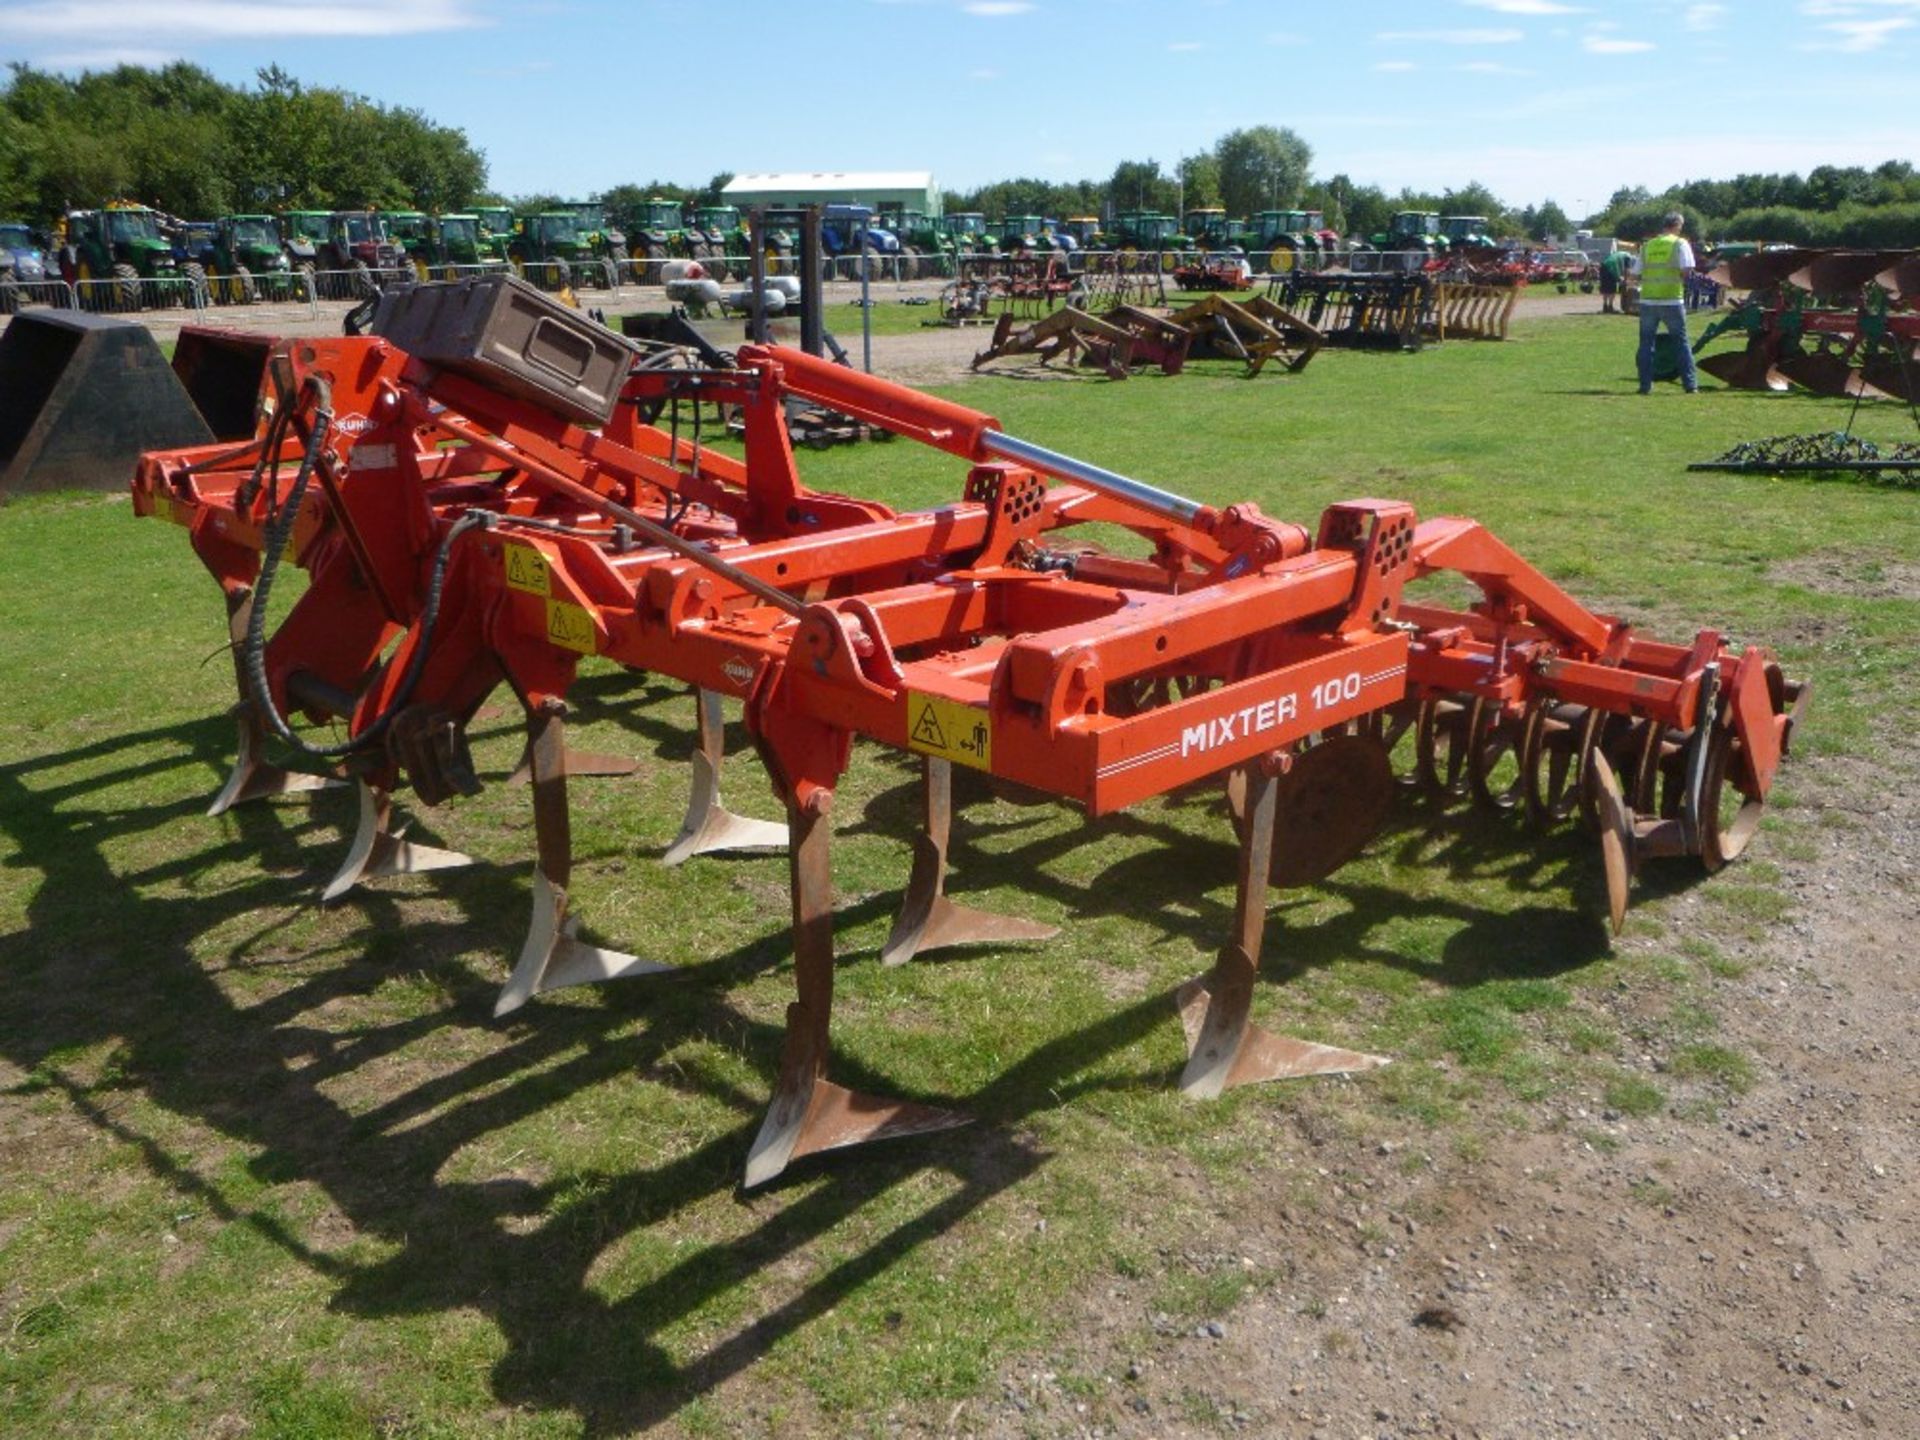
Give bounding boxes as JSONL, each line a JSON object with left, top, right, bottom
{"left": 1640, "top": 234, "right": 1685, "bottom": 301}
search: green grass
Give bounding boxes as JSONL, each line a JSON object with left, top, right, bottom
{"left": 1, "top": 310, "right": 1914, "bottom": 1435}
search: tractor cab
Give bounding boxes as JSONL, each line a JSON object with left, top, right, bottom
{"left": 1439, "top": 215, "right": 1494, "bottom": 251}
{"left": 941, "top": 213, "right": 988, "bottom": 250}
{"left": 326, "top": 211, "right": 406, "bottom": 274}
{"left": 279, "top": 210, "right": 330, "bottom": 265}
{"left": 58, "top": 204, "right": 181, "bottom": 302}
{"left": 1383, "top": 211, "right": 1441, "bottom": 247}
{"left": 1183, "top": 208, "right": 1233, "bottom": 250}
{"left": 383, "top": 210, "right": 431, "bottom": 259}
{"left": 1111, "top": 210, "right": 1179, "bottom": 248}
{"left": 0, "top": 221, "right": 50, "bottom": 311}
{"left": 427, "top": 214, "right": 505, "bottom": 269}
{"left": 474, "top": 205, "right": 517, "bottom": 248}
{"left": 209, "top": 214, "right": 293, "bottom": 298}
{"left": 562, "top": 200, "right": 626, "bottom": 263}
{"left": 1063, "top": 216, "right": 1103, "bottom": 249}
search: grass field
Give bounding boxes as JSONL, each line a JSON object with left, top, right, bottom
{"left": 1, "top": 310, "right": 1916, "bottom": 1437}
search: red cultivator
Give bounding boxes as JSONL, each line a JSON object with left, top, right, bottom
{"left": 134, "top": 278, "right": 1808, "bottom": 1187}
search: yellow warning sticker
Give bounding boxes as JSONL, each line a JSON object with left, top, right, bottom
{"left": 545, "top": 598, "right": 597, "bottom": 654}
{"left": 504, "top": 543, "right": 550, "bottom": 596}
{"left": 905, "top": 691, "right": 993, "bottom": 771}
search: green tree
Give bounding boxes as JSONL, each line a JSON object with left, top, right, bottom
{"left": 1213, "top": 126, "right": 1311, "bottom": 217}
{"left": 1177, "top": 152, "right": 1221, "bottom": 211}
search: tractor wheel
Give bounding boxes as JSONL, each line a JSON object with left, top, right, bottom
{"left": 232, "top": 264, "right": 257, "bottom": 304}
{"left": 609, "top": 243, "right": 631, "bottom": 284}
{"left": 350, "top": 259, "right": 375, "bottom": 298}
{"left": 705, "top": 252, "right": 730, "bottom": 283}
{"left": 111, "top": 262, "right": 142, "bottom": 312}
{"left": 182, "top": 262, "right": 210, "bottom": 309}
{"left": 642, "top": 241, "right": 667, "bottom": 285}
{"left": 900, "top": 244, "right": 921, "bottom": 281}
{"left": 1269, "top": 245, "right": 1294, "bottom": 275}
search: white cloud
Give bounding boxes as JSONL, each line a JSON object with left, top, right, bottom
{"left": 0, "top": 0, "right": 482, "bottom": 41}
{"left": 1168, "top": 40, "right": 1203, "bottom": 51}
{"left": 961, "top": 1, "right": 1033, "bottom": 14}
{"left": 1583, "top": 35, "right": 1656, "bottom": 52}
{"left": 1374, "top": 60, "right": 1418, "bottom": 71}
{"left": 1461, "top": 0, "right": 1584, "bottom": 12}
{"left": 1685, "top": 3, "right": 1727, "bottom": 29}
{"left": 1805, "top": 15, "right": 1914, "bottom": 48}
{"left": 1376, "top": 27, "right": 1524, "bottom": 42}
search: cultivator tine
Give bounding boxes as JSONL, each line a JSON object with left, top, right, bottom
{"left": 660, "top": 689, "right": 786, "bottom": 866}
{"left": 319, "top": 779, "right": 473, "bottom": 904}
{"left": 496, "top": 705, "right": 670, "bottom": 1017}
{"left": 745, "top": 795, "right": 971, "bottom": 1189}
{"left": 207, "top": 588, "right": 339, "bottom": 815}
{"left": 880, "top": 758, "right": 1058, "bottom": 967}
{"left": 1178, "top": 760, "right": 1387, "bottom": 1098}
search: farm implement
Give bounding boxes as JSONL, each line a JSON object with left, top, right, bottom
{"left": 131, "top": 276, "right": 1807, "bottom": 1187}
{"left": 1696, "top": 248, "right": 1920, "bottom": 399}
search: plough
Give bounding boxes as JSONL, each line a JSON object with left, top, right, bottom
{"left": 133, "top": 277, "right": 1808, "bottom": 1188}
{"left": 971, "top": 295, "right": 1320, "bottom": 380}
{"left": 1269, "top": 272, "right": 1436, "bottom": 350}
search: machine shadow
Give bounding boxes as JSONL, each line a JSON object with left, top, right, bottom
{"left": 0, "top": 719, "right": 1185, "bottom": 1434}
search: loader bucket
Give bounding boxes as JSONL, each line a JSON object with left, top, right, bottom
{"left": 171, "top": 327, "right": 274, "bottom": 442}
{"left": 1787, "top": 250, "right": 1898, "bottom": 298}
{"left": 0, "top": 310, "right": 212, "bottom": 500}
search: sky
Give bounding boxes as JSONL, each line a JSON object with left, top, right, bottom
{"left": 1, "top": 0, "right": 1916, "bottom": 214}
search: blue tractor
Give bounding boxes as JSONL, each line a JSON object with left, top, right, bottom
{"left": 0, "top": 221, "right": 53, "bottom": 313}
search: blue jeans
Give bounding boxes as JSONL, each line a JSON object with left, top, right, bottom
{"left": 1637, "top": 301, "right": 1697, "bottom": 391}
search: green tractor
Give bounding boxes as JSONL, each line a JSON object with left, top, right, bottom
{"left": 511, "top": 211, "right": 597, "bottom": 292}
{"left": 1061, "top": 216, "right": 1104, "bottom": 251}
{"left": 278, "top": 210, "right": 331, "bottom": 293}
{"left": 421, "top": 213, "right": 510, "bottom": 277}
{"left": 941, "top": 212, "right": 990, "bottom": 265}
{"left": 1183, "top": 208, "right": 1235, "bottom": 252}
{"left": 203, "top": 214, "right": 295, "bottom": 303}
{"left": 1438, "top": 215, "right": 1496, "bottom": 255}
{"left": 1363, "top": 210, "right": 1441, "bottom": 271}
{"left": 383, "top": 210, "right": 434, "bottom": 280}
{"left": 57, "top": 202, "right": 191, "bottom": 311}
{"left": 474, "top": 205, "right": 518, "bottom": 259}
{"left": 688, "top": 205, "right": 751, "bottom": 281}
{"left": 876, "top": 205, "right": 953, "bottom": 279}
{"left": 1108, "top": 210, "right": 1186, "bottom": 270}
{"left": 629, "top": 198, "right": 691, "bottom": 283}
{"left": 558, "top": 200, "right": 626, "bottom": 287}
{"left": 1245, "top": 210, "right": 1333, "bottom": 273}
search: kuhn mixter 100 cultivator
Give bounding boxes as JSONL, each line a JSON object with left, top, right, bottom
{"left": 133, "top": 277, "right": 1807, "bottom": 1186}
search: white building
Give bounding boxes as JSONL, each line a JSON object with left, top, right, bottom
{"left": 721, "top": 171, "right": 940, "bottom": 217}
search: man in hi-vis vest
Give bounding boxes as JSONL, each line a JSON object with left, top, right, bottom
{"left": 1629, "top": 212, "right": 1699, "bottom": 393}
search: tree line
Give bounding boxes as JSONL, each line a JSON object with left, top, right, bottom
{"left": 5, "top": 61, "right": 1916, "bottom": 250}
{"left": 0, "top": 61, "right": 486, "bottom": 224}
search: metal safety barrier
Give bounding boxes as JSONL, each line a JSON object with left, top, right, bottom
{"left": 0, "top": 278, "right": 77, "bottom": 314}
{"left": 70, "top": 274, "right": 207, "bottom": 315}
{"left": 517, "top": 258, "right": 620, "bottom": 295}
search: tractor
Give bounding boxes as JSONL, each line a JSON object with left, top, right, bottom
{"left": 1361, "top": 210, "right": 1442, "bottom": 271}
{"left": 0, "top": 220, "right": 51, "bottom": 314}
{"left": 1109, "top": 210, "right": 1187, "bottom": 270}
{"left": 474, "top": 205, "right": 518, "bottom": 259}
{"left": 1062, "top": 216, "right": 1104, "bottom": 252}
{"left": 202, "top": 214, "right": 296, "bottom": 303}
{"left": 308, "top": 211, "right": 411, "bottom": 297}
{"left": 1247, "top": 210, "right": 1338, "bottom": 274}
{"left": 628, "top": 198, "right": 692, "bottom": 283}
{"left": 1183, "top": 208, "right": 1236, "bottom": 252}
{"left": 511, "top": 210, "right": 598, "bottom": 291}
{"left": 1438, "top": 215, "right": 1497, "bottom": 255}
{"left": 57, "top": 203, "right": 192, "bottom": 311}
{"left": 761, "top": 204, "right": 900, "bottom": 281}
{"left": 560, "top": 200, "right": 628, "bottom": 282}
{"left": 942, "top": 212, "right": 991, "bottom": 263}
{"left": 383, "top": 210, "right": 434, "bottom": 279}
{"left": 876, "top": 206, "right": 955, "bottom": 279}
{"left": 420, "top": 213, "right": 510, "bottom": 277}
{"left": 278, "top": 210, "right": 331, "bottom": 291}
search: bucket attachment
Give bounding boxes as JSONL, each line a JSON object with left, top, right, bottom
{"left": 0, "top": 310, "right": 212, "bottom": 498}
{"left": 170, "top": 327, "right": 273, "bottom": 442}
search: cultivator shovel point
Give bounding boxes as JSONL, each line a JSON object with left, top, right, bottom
{"left": 659, "top": 689, "right": 788, "bottom": 866}
{"left": 880, "top": 758, "right": 1059, "bottom": 967}
{"left": 133, "top": 277, "right": 1808, "bottom": 1187}
{"left": 320, "top": 780, "right": 474, "bottom": 904}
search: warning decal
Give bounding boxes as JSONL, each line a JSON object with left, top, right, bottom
{"left": 545, "top": 598, "right": 597, "bottom": 655}
{"left": 504, "top": 544, "right": 550, "bottom": 596}
{"left": 905, "top": 691, "right": 993, "bottom": 771}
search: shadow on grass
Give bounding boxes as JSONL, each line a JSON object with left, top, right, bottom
{"left": 0, "top": 706, "right": 1646, "bottom": 1433}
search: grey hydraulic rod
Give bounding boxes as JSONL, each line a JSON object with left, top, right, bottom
{"left": 978, "top": 430, "right": 1206, "bottom": 526}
